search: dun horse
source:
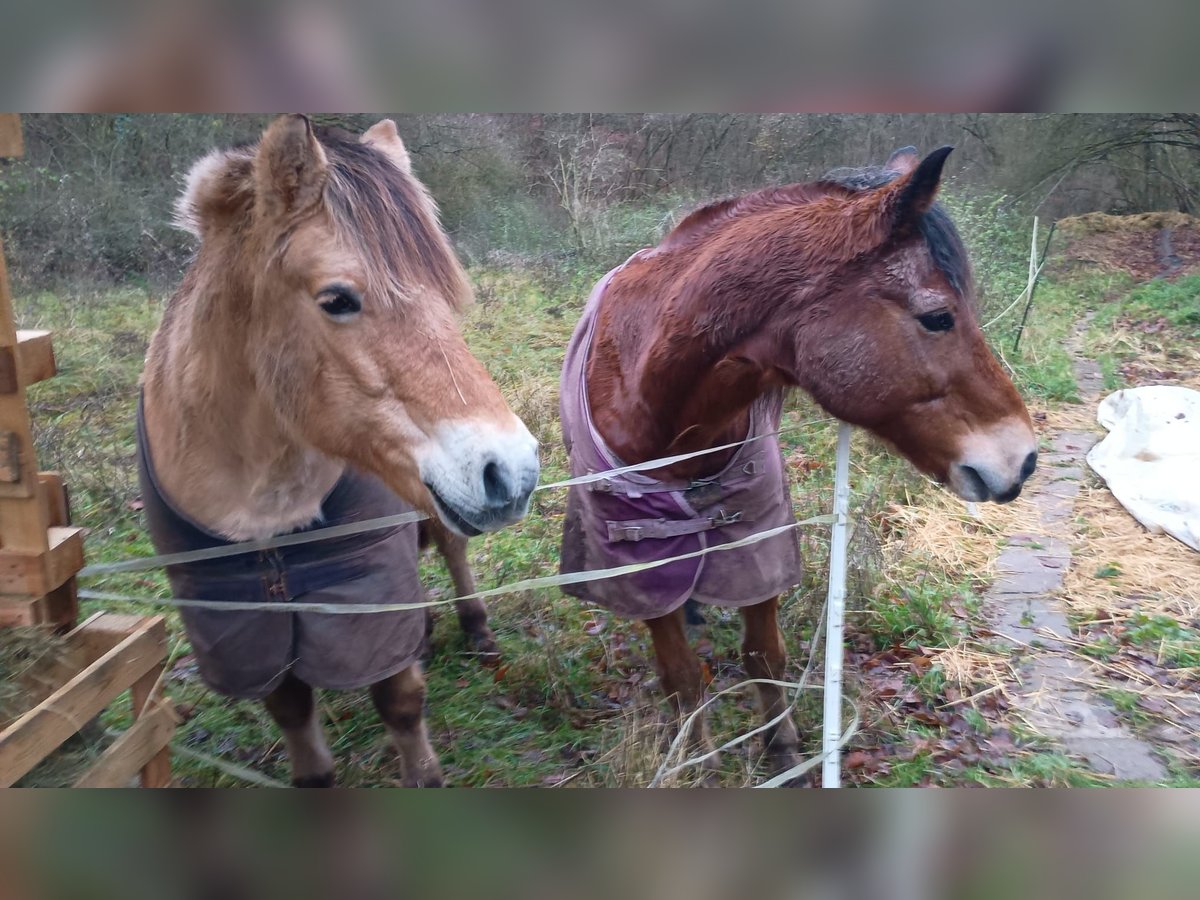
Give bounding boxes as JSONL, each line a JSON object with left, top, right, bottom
{"left": 140, "top": 115, "right": 539, "bottom": 786}
{"left": 560, "top": 146, "right": 1038, "bottom": 778}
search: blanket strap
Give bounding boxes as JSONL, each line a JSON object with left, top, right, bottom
{"left": 606, "top": 509, "right": 745, "bottom": 543}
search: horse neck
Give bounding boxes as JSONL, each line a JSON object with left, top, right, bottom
{"left": 142, "top": 261, "right": 343, "bottom": 540}
{"left": 586, "top": 250, "right": 795, "bottom": 480}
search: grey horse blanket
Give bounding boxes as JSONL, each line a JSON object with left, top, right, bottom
{"left": 136, "top": 395, "right": 426, "bottom": 699}
{"left": 558, "top": 255, "right": 803, "bottom": 620}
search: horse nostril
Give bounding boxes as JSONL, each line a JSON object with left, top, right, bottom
{"left": 482, "top": 460, "right": 513, "bottom": 507}
{"left": 1020, "top": 450, "right": 1038, "bottom": 482}
{"left": 956, "top": 463, "right": 991, "bottom": 501}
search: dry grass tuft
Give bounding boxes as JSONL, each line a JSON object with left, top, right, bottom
{"left": 0, "top": 626, "right": 69, "bottom": 725}
{"left": 1058, "top": 211, "right": 1200, "bottom": 237}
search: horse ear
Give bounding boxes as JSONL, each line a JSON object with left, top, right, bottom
{"left": 174, "top": 148, "right": 255, "bottom": 238}
{"left": 361, "top": 118, "right": 413, "bottom": 175}
{"left": 889, "top": 145, "right": 953, "bottom": 232}
{"left": 884, "top": 146, "right": 920, "bottom": 175}
{"left": 254, "top": 114, "right": 328, "bottom": 221}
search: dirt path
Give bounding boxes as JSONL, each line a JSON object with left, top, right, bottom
{"left": 986, "top": 319, "right": 1168, "bottom": 781}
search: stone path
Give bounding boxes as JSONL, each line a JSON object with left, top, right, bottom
{"left": 985, "top": 324, "right": 1168, "bottom": 781}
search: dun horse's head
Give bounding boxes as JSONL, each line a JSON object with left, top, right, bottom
{"left": 795, "top": 146, "right": 1037, "bottom": 502}
{"left": 177, "top": 115, "right": 539, "bottom": 534}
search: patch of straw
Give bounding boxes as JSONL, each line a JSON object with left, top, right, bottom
{"left": 1057, "top": 211, "right": 1199, "bottom": 237}
{"left": 884, "top": 489, "right": 1047, "bottom": 578}
{"left": 1041, "top": 403, "right": 1104, "bottom": 434}
{"left": 1062, "top": 482, "right": 1200, "bottom": 622}
{"left": 929, "top": 639, "right": 1015, "bottom": 699}
{"left": 0, "top": 626, "right": 70, "bottom": 724}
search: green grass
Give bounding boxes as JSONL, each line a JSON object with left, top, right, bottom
{"left": 1123, "top": 613, "right": 1200, "bottom": 670}
{"left": 1097, "top": 352, "right": 1124, "bottom": 391}
{"left": 1093, "top": 274, "right": 1200, "bottom": 337}
{"left": 961, "top": 751, "right": 1112, "bottom": 788}
{"left": 864, "top": 578, "right": 975, "bottom": 651}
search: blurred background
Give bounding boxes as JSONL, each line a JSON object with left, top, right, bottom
{"left": 1, "top": 0, "right": 1197, "bottom": 111}
{"left": 2, "top": 791, "right": 1199, "bottom": 900}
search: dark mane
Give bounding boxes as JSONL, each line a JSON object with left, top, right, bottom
{"left": 315, "top": 127, "right": 470, "bottom": 312}
{"left": 660, "top": 161, "right": 972, "bottom": 298}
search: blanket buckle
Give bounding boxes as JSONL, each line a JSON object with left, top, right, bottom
{"left": 710, "top": 509, "right": 743, "bottom": 527}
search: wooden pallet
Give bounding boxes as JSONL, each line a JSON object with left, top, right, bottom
{"left": 0, "top": 611, "right": 178, "bottom": 787}
{"left": 0, "top": 114, "right": 176, "bottom": 786}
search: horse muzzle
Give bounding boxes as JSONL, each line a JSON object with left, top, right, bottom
{"left": 948, "top": 417, "right": 1038, "bottom": 504}
{"left": 419, "top": 417, "right": 540, "bottom": 536}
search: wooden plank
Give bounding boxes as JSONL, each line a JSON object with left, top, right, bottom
{"left": 0, "top": 586, "right": 77, "bottom": 632}
{"left": 0, "top": 346, "right": 15, "bottom": 394}
{"left": 76, "top": 612, "right": 148, "bottom": 657}
{"left": 0, "top": 115, "right": 21, "bottom": 159}
{"left": 0, "top": 614, "right": 168, "bottom": 786}
{"left": 0, "top": 432, "right": 19, "bottom": 482}
{"left": 73, "top": 699, "right": 177, "bottom": 788}
{"left": 131, "top": 666, "right": 174, "bottom": 787}
{"left": 35, "top": 474, "right": 78, "bottom": 628}
{"left": 38, "top": 473, "right": 71, "bottom": 528}
{"left": 0, "top": 595, "right": 45, "bottom": 627}
{"left": 44, "top": 526, "right": 85, "bottom": 594}
{"left": 0, "top": 238, "right": 50, "bottom": 540}
{"left": 16, "top": 331, "right": 56, "bottom": 387}
{"left": 41, "top": 580, "right": 78, "bottom": 632}
{"left": 0, "top": 526, "right": 84, "bottom": 595}
{"left": 0, "top": 331, "right": 57, "bottom": 395}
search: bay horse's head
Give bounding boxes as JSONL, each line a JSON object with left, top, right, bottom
{"left": 175, "top": 115, "right": 539, "bottom": 534}
{"left": 793, "top": 146, "right": 1037, "bottom": 502}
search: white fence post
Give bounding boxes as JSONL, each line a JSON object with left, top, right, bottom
{"left": 822, "top": 422, "right": 853, "bottom": 788}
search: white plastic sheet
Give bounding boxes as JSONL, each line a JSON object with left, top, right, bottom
{"left": 1086, "top": 386, "right": 1200, "bottom": 552}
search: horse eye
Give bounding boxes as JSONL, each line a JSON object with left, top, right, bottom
{"left": 318, "top": 286, "right": 362, "bottom": 319}
{"left": 917, "top": 310, "right": 955, "bottom": 332}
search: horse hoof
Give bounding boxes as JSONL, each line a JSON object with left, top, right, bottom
{"left": 292, "top": 771, "right": 335, "bottom": 788}
{"left": 467, "top": 632, "right": 501, "bottom": 667}
{"left": 764, "top": 748, "right": 804, "bottom": 784}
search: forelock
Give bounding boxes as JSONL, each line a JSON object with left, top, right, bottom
{"left": 316, "top": 127, "right": 470, "bottom": 313}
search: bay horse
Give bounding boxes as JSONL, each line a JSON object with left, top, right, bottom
{"left": 140, "top": 115, "right": 539, "bottom": 786}
{"left": 560, "top": 146, "right": 1038, "bottom": 780}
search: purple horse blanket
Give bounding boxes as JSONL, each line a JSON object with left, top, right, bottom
{"left": 559, "top": 256, "right": 803, "bottom": 620}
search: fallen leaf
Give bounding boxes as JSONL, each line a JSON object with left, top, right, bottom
{"left": 844, "top": 750, "right": 871, "bottom": 769}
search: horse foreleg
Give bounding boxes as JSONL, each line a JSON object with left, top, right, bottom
{"left": 428, "top": 521, "right": 500, "bottom": 662}
{"left": 645, "top": 607, "right": 718, "bottom": 780}
{"left": 263, "top": 673, "right": 335, "bottom": 787}
{"left": 370, "top": 664, "right": 444, "bottom": 787}
{"left": 740, "top": 596, "right": 801, "bottom": 776}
